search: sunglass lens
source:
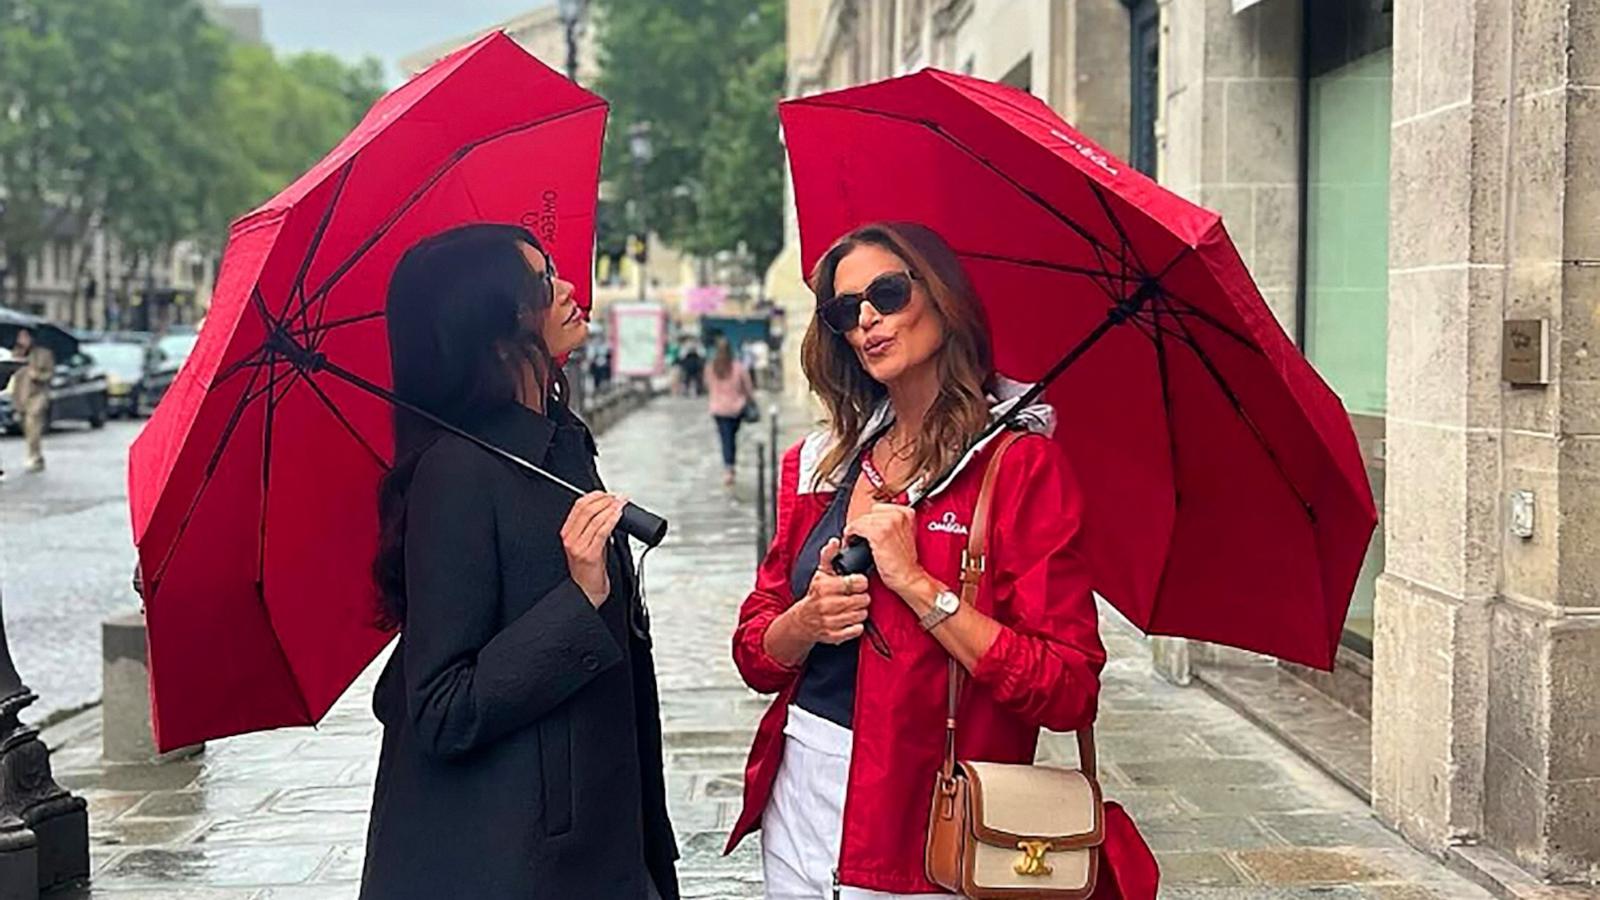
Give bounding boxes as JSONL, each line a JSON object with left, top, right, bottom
{"left": 821, "top": 297, "right": 860, "bottom": 333}
{"left": 867, "top": 274, "right": 911, "bottom": 314}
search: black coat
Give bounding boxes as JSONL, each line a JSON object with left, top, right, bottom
{"left": 360, "top": 402, "right": 678, "bottom": 900}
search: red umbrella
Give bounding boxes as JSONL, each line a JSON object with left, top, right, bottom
{"left": 781, "top": 69, "right": 1375, "bottom": 670}
{"left": 128, "top": 33, "right": 619, "bottom": 751}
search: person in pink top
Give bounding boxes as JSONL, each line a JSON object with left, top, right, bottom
{"left": 706, "top": 335, "right": 755, "bottom": 487}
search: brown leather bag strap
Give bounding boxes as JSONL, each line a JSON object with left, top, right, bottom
{"left": 942, "top": 430, "right": 1022, "bottom": 780}
{"left": 942, "top": 429, "right": 1099, "bottom": 783}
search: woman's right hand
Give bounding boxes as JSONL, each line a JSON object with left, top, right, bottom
{"left": 764, "top": 539, "right": 873, "bottom": 664}
{"left": 561, "top": 491, "right": 626, "bottom": 607}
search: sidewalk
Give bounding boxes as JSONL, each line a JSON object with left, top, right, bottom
{"left": 44, "top": 395, "right": 1497, "bottom": 899}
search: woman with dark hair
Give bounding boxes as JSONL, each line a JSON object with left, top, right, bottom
{"left": 705, "top": 334, "right": 754, "bottom": 487}
{"left": 727, "top": 222, "right": 1154, "bottom": 898}
{"left": 360, "top": 224, "right": 678, "bottom": 900}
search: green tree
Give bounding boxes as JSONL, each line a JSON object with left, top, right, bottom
{"left": 202, "top": 45, "right": 385, "bottom": 242}
{"left": 593, "top": 0, "right": 784, "bottom": 271}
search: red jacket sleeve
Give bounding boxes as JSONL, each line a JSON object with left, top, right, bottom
{"left": 969, "top": 435, "right": 1106, "bottom": 732}
{"left": 732, "top": 443, "right": 804, "bottom": 694}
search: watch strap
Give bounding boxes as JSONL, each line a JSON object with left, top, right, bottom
{"left": 918, "top": 592, "right": 958, "bottom": 631}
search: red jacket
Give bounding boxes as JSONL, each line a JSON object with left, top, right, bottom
{"left": 727, "top": 429, "right": 1159, "bottom": 897}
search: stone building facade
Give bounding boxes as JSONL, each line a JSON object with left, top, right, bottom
{"left": 776, "top": 0, "right": 1600, "bottom": 889}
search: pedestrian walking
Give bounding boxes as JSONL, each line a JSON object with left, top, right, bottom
{"left": 705, "top": 335, "right": 755, "bottom": 488}
{"left": 677, "top": 339, "right": 705, "bottom": 397}
{"left": 9, "top": 327, "right": 55, "bottom": 473}
{"left": 360, "top": 225, "right": 678, "bottom": 900}
{"left": 727, "top": 223, "right": 1156, "bottom": 898}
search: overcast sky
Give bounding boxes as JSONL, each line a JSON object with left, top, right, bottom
{"left": 252, "top": 0, "right": 546, "bottom": 81}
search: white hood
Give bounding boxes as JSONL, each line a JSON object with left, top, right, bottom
{"left": 796, "top": 375, "right": 1055, "bottom": 499}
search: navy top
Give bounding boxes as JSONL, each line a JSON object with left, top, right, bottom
{"left": 790, "top": 454, "right": 864, "bottom": 729}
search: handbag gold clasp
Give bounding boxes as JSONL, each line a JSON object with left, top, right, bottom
{"left": 1013, "top": 840, "right": 1053, "bottom": 877}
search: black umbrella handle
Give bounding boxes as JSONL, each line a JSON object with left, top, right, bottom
{"left": 619, "top": 501, "right": 669, "bottom": 548}
{"left": 831, "top": 535, "right": 876, "bottom": 576}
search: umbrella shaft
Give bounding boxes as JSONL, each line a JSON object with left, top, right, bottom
{"left": 314, "top": 357, "right": 585, "bottom": 498}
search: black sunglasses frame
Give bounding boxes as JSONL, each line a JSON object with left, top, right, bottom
{"left": 818, "top": 270, "right": 917, "bottom": 334}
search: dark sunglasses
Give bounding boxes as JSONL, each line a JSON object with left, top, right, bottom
{"left": 818, "top": 270, "right": 917, "bottom": 334}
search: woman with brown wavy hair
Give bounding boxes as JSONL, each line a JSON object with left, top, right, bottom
{"left": 726, "top": 221, "right": 1152, "bottom": 898}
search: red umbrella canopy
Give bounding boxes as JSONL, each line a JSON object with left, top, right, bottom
{"left": 128, "top": 32, "right": 607, "bottom": 751}
{"left": 781, "top": 69, "right": 1375, "bottom": 670}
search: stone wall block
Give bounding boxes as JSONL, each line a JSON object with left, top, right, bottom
{"left": 1558, "top": 263, "right": 1600, "bottom": 384}
{"left": 1251, "top": 186, "right": 1299, "bottom": 289}
{"left": 1373, "top": 575, "right": 1489, "bottom": 850}
{"left": 1487, "top": 603, "right": 1552, "bottom": 778}
{"left": 1468, "top": 101, "right": 1508, "bottom": 264}
{"left": 1514, "top": 0, "right": 1571, "bottom": 97}
{"left": 1387, "top": 267, "right": 1469, "bottom": 425}
{"left": 1418, "top": 0, "right": 1476, "bottom": 112}
{"left": 1390, "top": 108, "right": 1473, "bottom": 269}
{"left": 1511, "top": 92, "right": 1569, "bottom": 263}
{"left": 1562, "top": 89, "right": 1600, "bottom": 260}
{"left": 1501, "top": 431, "right": 1560, "bottom": 605}
{"left": 1253, "top": 0, "right": 1300, "bottom": 78}
{"left": 1382, "top": 420, "right": 1466, "bottom": 594}
{"left": 1223, "top": 79, "right": 1299, "bottom": 183}
{"left": 1573, "top": 0, "right": 1600, "bottom": 89}
{"left": 1471, "top": 0, "right": 1514, "bottom": 106}
{"left": 1547, "top": 618, "right": 1600, "bottom": 781}
{"left": 1202, "top": 0, "right": 1254, "bottom": 78}
{"left": 1548, "top": 779, "right": 1600, "bottom": 880}
{"left": 1201, "top": 84, "right": 1227, "bottom": 186}
{"left": 1390, "top": 0, "right": 1421, "bottom": 120}
{"left": 1484, "top": 742, "right": 1549, "bottom": 873}
{"left": 1556, "top": 436, "right": 1600, "bottom": 609}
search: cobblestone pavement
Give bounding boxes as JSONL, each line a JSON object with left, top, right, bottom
{"left": 42, "top": 396, "right": 1498, "bottom": 898}
{"left": 0, "top": 420, "right": 144, "bottom": 722}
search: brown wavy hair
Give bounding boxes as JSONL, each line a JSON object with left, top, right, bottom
{"left": 801, "top": 222, "right": 994, "bottom": 495}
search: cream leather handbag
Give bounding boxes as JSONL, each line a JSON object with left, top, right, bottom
{"left": 924, "top": 431, "right": 1105, "bottom": 899}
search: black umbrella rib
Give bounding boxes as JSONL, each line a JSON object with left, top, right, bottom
{"left": 298, "top": 370, "right": 389, "bottom": 472}
{"left": 147, "top": 362, "right": 272, "bottom": 596}
{"left": 1086, "top": 178, "right": 1150, "bottom": 281}
{"left": 1149, "top": 296, "right": 1182, "bottom": 513}
{"left": 1162, "top": 300, "right": 1316, "bottom": 523}
{"left": 258, "top": 348, "right": 281, "bottom": 589}
{"left": 290, "top": 102, "right": 608, "bottom": 338}
{"left": 284, "top": 160, "right": 357, "bottom": 339}
{"left": 288, "top": 309, "right": 384, "bottom": 341}
{"left": 1151, "top": 288, "right": 1264, "bottom": 356}
{"left": 798, "top": 100, "right": 1134, "bottom": 294}
{"left": 956, "top": 250, "right": 1142, "bottom": 283}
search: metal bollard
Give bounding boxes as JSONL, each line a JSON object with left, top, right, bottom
{"left": 755, "top": 441, "right": 769, "bottom": 564}
{"left": 767, "top": 408, "right": 780, "bottom": 529}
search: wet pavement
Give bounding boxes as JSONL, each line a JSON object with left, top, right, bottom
{"left": 40, "top": 395, "right": 1499, "bottom": 898}
{"left": 0, "top": 420, "right": 144, "bottom": 723}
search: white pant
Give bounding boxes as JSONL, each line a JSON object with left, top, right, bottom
{"left": 762, "top": 705, "right": 960, "bottom": 900}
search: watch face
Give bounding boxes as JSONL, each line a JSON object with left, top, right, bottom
{"left": 936, "top": 591, "right": 960, "bottom": 614}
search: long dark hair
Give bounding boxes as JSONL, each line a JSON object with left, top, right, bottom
{"left": 802, "top": 222, "right": 994, "bottom": 496}
{"left": 710, "top": 335, "right": 734, "bottom": 379}
{"left": 373, "top": 223, "right": 565, "bottom": 629}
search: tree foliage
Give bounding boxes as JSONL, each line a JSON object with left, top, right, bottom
{"left": 594, "top": 0, "right": 785, "bottom": 273}
{"left": 0, "top": 0, "right": 383, "bottom": 312}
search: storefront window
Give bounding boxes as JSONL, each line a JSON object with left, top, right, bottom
{"left": 1301, "top": 0, "right": 1392, "bottom": 650}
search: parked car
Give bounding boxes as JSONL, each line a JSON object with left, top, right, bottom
{"left": 83, "top": 338, "right": 153, "bottom": 418}
{"left": 140, "top": 328, "right": 200, "bottom": 414}
{"left": 0, "top": 306, "right": 109, "bottom": 433}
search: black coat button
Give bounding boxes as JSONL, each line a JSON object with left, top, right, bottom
{"left": 581, "top": 652, "right": 600, "bottom": 672}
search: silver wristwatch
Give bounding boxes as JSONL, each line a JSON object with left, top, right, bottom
{"left": 918, "top": 589, "right": 961, "bottom": 631}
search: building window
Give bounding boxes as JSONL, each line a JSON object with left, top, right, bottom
{"left": 1299, "top": 0, "right": 1394, "bottom": 652}
{"left": 1127, "top": 0, "right": 1159, "bottom": 177}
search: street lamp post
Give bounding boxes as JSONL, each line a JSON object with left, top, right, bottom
{"left": 0, "top": 587, "right": 88, "bottom": 896}
{"left": 556, "top": 0, "right": 586, "bottom": 83}
{"left": 627, "top": 122, "right": 653, "bottom": 303}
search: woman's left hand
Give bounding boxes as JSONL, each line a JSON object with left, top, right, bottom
{"left": 844, "top": 503, "right": 930, "bottom": 599}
